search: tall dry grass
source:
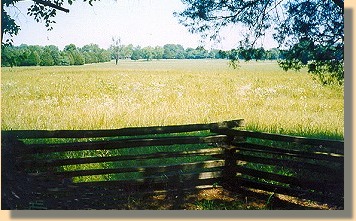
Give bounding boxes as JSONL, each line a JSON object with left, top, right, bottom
{"left": 1, "top": 59, "right": 343, "bottom": 139}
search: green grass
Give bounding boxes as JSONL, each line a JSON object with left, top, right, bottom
{"left": 1, "top": 60, "right": 343, "bottom": 208}
{"left": 1, "top": 59, "right": 344, "bottom": 139}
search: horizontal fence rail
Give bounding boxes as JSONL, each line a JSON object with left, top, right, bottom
{"left": 1, "top": 120, "right": 242, "bottom": 209}
{"left": 215, "top": 128, "right": 344, "bottom": 206}
{"left": 215, "top": 128, "right": 344, "bottom": 153}
{"left": 1, "top": 119, "right": 344, "bottom": 209}
{"left": 2, "top": 119, "right": 244, "bottom": 139}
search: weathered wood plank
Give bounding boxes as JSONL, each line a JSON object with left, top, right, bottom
{"left": 234, "top": 154, "right": 343, "bottom": 175}
{"left": 234, "top": 165, "right": 343, "bottom": 190}
{"left": 75, "top": 171, "right": 223, "bottom": 187}
{"left": 236, "top": 177, "right": 342, "bottom": 203}
{"left": 19, "top": 135, "right": 228, "bottom": 154}
{"left": 29, "top": 160, "right": 225, "bottom": 178}
{"left": 19, "top": 147, "right": 225, "bottom": 169}
{"left": 44, "top": 177, "right": 222, "bottom": 196}
{"left": 216, "top": 128, "right": 344, "bottom": 152}
{"left": 234, "top": 142, "right": 343, "bottom": 163}
{"left": 1, "top": 119, "right": 244, "bottom": 139}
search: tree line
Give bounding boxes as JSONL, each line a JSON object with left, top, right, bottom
{"left": 1, "top": 0, "right": 343, "bottom": 85}
{"left": 1, "top": 43, "right": 111, "bottom": 67}
{"left": 1, "top": 43, "right": 283, "bottom": 67}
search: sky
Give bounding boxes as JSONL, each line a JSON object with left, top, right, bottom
{"left": 5, "top": 0, "right": 278, "bottom": 50}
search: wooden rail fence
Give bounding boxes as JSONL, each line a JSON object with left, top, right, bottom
{"left": 1, "top": 119, "right": 344, "bottom": 209}
{"left": 213, "top": 128, "right": 344, "bottom": 207}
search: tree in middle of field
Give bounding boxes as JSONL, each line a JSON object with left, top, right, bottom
{"left": 111, "top": 37, "right": 122, "bottom": 65}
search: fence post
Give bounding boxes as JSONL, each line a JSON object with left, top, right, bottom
{"left": 221, "top": 130, "right": 247, "bottom": 191}
{"left": 222, "top": 129, "right": 238, "bottom": 189}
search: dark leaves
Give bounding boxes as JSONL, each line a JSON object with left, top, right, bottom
{"left": 177, "top": 0, "right": 344, "bottom": 85}
{"left": 2, "top": 0, "right": 99, "bottom": 45}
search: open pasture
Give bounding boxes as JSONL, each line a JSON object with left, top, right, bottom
{"left": 1, "top": 59, "right": 343, "bottom": 139}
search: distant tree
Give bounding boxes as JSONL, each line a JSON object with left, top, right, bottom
{"left": 175, "top": 44, "right": 186, "bottom": 59}
{"left": 176, "top": 0, "right": 344, "bottom": 85}
{"left": 265, "top": 48, "right": 280, "bottom": 60}
{"left": 73, "top": 52, "right": 85, "bottom": 65}
{"left": 1, "top": 43, "right": 110, "bottom": 67}
{"left": 1, "top": 45, "right": 18, "bottom": 67}
{"left": 21, "top": 49, "right": 40, "bottom": 66}
{"left": 120, "top": 44, "right": 133, "bottom": 59}
{"left": 253, "top": 47, "right": 266, "bottom": 61}
{"left": 152, "top": 46, "right": 164, "bottom": 60}
{"left": 44, "top": 45, "right": 61, "bottom": 65}
{"left": 100, "top": 49, "right": 111, "bottom": 62}
{"left": 184, "top": 47, "right": 195, "bottom": 59}
{"left": 163, "top": 44, "right": 175, "bottom": 59}
{"left": 194, "top": 46, "right": 208, "bottom": 59}
{"left": 163, "top": 44, "right": 185, "bottom": 59}
{"left": 142, "top": 46, "right": 154, "bottom": 61}
{"left": 208, "top": 50, "right": 216, "bottom": 59}
{"left": 82, "top": 51, "right": 97, "bottom": 64}
{"left": 58, "top": 51, "right": 72, "bottom": 66}
{"left": 215, "top": 50, "right": 228, "bottom": 59}
{"left": 40, "top": 50, "right": 55, "bottom": 66}
{"left": 64, "top": 44, "right": 84, "bottom": 65}
{"left": 81, "top": 44, "right": 100, "bottom": 63}
{"left": 64, "top": 44, "right": 76, "bottom": 52}
{"left": 130, "top": 46, "right": 142, "bottom": 60}
{"left": 110, "top": 37, "right": 122, "bottom": 65}
{"left": 238, "top": 47, "right": 254, "bottom": 61}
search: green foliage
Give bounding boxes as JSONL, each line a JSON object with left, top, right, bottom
{"left": 308, "top": 60, "right": 344, "bottom": 85}
{"left": 71, "top": 51, "right": 85, "bottom": 65}
{"left": 20, "top": 50, "right": 40, "bottom": 66}
{"left": 153, "top": 46, "right": 164, "bottom": 59}
{"left": 176, "top": 0, "right": 344, "bottom": 85}
{"left": 58, "top": 53, "right": 71, "bottom": 66}
{"left": 278, "top": 38, "right": 344, "bottom": 85}
{"left": 130, "top": 46, "right": 142, "bottom": 60}
{"left": 1, "top": 42, "right": 285, "bottom": 67}
{"left": 1, "top": 4, "right": 20, "bottom": 45}
{"left": 141, "top": 46, "right": 154, "bottom": 61}
{"left": 39, "top": 50, "right": 55, "bottom": 66}
{"left": 1, "top": 45, "right": 18, "bottom": 67}
{"left": 64, "top": 43, "right": 77, "bottom": 52}
{"left": 80, "top": 43, "right": 110, "bottom": 63}
{"left": 163, "top": 44, "right": 185, "bottom": 59}
{"left": 1, "top": 1, "right": 101, "bottom": 45}
{"left": 1, "top": 43, "right": 110, "bottom": 67}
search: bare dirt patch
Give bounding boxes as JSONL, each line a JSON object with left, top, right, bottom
{"left": 118, "top": 187, "right": 342, "bottom": 210}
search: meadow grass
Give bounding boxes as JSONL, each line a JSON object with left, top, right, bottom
{"left": 1, "top": 59, "right": 343, "bottom": 139}
{"left": 1, "top": 60, "right": 344, "bottom": 207}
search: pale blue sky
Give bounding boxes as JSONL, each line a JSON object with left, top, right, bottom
{"left": 6, "top": 0, "right": 278, "bottom": 50}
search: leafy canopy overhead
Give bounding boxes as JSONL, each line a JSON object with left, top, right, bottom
{"left": 176, "top": 0, "right": 344, "bottom": 85}
{"left": 1, "top": 0, "right": 99, "bottom": 45}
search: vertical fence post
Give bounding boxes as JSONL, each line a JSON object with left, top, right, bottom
{"left": 221, "top": 131, "right": 246, "bottom": 191}
{"left": 222, "top": 130, "right": 239, "bottom": 190}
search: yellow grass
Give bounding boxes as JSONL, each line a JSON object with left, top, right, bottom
{"left": 1, "top": 59, "right": 344, "bottom": 139}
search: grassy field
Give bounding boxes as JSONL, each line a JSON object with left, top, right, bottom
{"left": 1, "top": 59, "right": 344, "bottom": 139}
{"left": 1, "top": 59, "right": 344, "bottom": 209}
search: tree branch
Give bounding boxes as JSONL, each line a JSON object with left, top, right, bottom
{"left": 331, "top": 0, "right": 344, "bottom": 10}
{"left": 33, "top": 0, "right": 69, "bottom": 13}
